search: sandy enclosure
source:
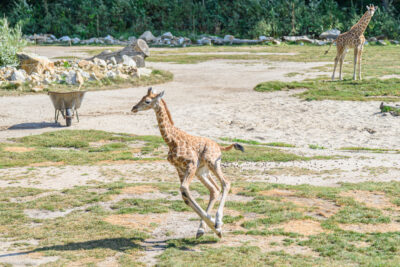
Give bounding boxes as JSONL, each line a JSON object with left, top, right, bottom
{"left": 0, "top": 46, "right": 400, "bottom": 267}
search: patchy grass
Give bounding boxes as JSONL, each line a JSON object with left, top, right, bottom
{"left": 339, "top": 147, "right": 400, "bottom": 153}
{"left": 0, "top": 69, "right": 173, "bottom": 96}
{"left": 1, "top": 181, "right": 400, "bottom": 266}
{"left": 220, "top": 137, "right": 295, "bottom": 148}
{"left": 0, "top": 130, "right": 166, "bottom": 168}
{"left": 309, "top": 144, "right": 326, "bottom": 150}
{"left": 150, "top": 45, "right": 400, "bottom": 81}
{"left": 254, "top": 78, "right": 400, "bottom": 102}
{"left": 222, "top": 145, "right": 340, "bottom": 163}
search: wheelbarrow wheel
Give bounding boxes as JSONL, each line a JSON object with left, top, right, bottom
{"left": 66, "top": 108, "right": 73, "bottom": 127}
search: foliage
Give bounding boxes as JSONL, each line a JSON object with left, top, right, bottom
{"left": 1, "top": 1, "right": 400, "bottom": 39}
{"left": 0, "top": 17, "right": 26, "bottom": 66}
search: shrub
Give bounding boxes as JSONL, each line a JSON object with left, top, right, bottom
{"left": 0, "top": 17, "right": 26, "bottom": 67}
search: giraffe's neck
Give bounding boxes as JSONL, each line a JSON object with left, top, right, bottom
{"left": 350, "top": 11, "right": 372, "bottom": 36}
{"left": 154, "top": 100, "right": 177, "bottom": 148}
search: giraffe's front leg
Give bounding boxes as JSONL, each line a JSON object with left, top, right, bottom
{"left": 353, "top": 48, "right": 359, "bottom": 80}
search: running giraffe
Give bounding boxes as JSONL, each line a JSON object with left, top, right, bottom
{"left": 131, "top": 87, "right": 244, "bottom": 238}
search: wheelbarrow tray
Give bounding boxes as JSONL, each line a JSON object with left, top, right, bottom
{"left": 48, "top": 91, "right": 87, "bottom": 110}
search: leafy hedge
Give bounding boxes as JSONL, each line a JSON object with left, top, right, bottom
{"left": 1, "top": 0, "right": 400, "bottom": 39}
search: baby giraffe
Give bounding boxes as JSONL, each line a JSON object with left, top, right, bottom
{"left": 131, "top": 88, "right": 244, "bottom": 238}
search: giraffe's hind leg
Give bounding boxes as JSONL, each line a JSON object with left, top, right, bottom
{"left": 207, "top": 158, "right": 231, "bottom": 238}
{"left": 195, "top": 166, "right": 221, "bottom": 238}
{"left": 178, "top": 163, "right": 220, "bottom": 236}
{"left": 332, "top": 46, "right": 345, "bottom": 81}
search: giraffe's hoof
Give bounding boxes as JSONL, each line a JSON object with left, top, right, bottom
{"left": 216, "top": 229, "right": 222, "bottom": 238}
{"left": 196, "top": 229, "right": 205, "bottom": 239}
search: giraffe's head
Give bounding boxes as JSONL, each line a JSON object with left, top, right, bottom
{"left": 131, "top": 87, "right": 164, "bottom": 113}
{"left": 366, "top": 4, "right": 378, "bottom": 16}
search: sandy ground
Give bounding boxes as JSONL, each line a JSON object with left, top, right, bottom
{"left": 1, "top": 46, "right": 400, "bottom": 266}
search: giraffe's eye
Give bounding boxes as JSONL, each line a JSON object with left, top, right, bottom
{"left": 145, "top": 100, "right": 151, "bottom": 104}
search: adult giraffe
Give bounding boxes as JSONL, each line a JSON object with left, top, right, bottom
{"left": 325, "top": 4, "right": 378, "bottom": 81}
{"left": 131, "top": 87, "right": 244, "bottom": 238}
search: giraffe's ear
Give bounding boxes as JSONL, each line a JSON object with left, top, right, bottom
{"left": 147, "top": 87, "right": 156, "bottom": 95}
{"left": 157, "top": 91, "right": 165, "bottom": 99}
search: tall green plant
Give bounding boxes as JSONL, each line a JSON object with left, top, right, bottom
{"left": 0, "top": 17, "right": 26, "bottom": 67}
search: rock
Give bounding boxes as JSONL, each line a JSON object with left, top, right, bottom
{"left": 122, "top": 55, "right": 136, "bottom": 67}
{"left": 110, "top": 57, "right": 117, "bottom": 65}
{"left": 369, "top": 37, "right": 378, "bottom": 42}
{"left": 133, "top": 55, "right": 145, "bottom": 68}
{"left": 17, "top": 53, "right": 55, "bottom": 75}
{"left": 65, "top": 70, "right": 77, "bottom": 85}
{"left": 106, "top": 71, "right": 116, "bottom": 78}
{"left": 59, "top": 36, "right": 71, "bottom": 42}
{"left": 88, "top": 40, "right": 149, "bottom": 64}
{"left": 198, "top": 37, "right": 211, "bottom": 45}
{"left": 137, "top": 68, "right": 152, "bottom": 77}
{"left": 378, "top": 40, "right": 387, "bottom": 46}
{"left": 31, "top": 86, "right": 44, "bottom": 92}
{"left": 315, "top": 40, "right": 327, "bottom": 46}
{"left": 104, "top": 35, "right": 114, "bottom": 44}
{"left": 94, "top": 58, "right": 107, "bottom": 67}
{"left": 259, "top": 36, "right": 274, "bottom": 42}
{"left": 89, "top": 73, "right": 99, "bottom": 81}
{"left": 139, "top": 31, "right": 156, "bottom": 43}
{"left": 10, "top": 70, "right": 26, "bottom": 82}
{"left": 128, "top": 36, "right": 137, "bottom": 43}
{"left": 272, "top": 39, "right": 281, "bottom": 45}
{"left": 72, "top": 37, "right": 80, "bottom": 44}
{"left": 319, "top": 29, "right": 340, "bottom": 40}
{"left": 390, "top": 40, "right": 400, "bottom": 45}
{"left": 224, "top": 35, "right": 235, "bottom": 42}
{"left": 76, "top": 71, "right": 84, "bottom": 87}
{"left": 162, "top": 32, "right": 173, "bottom": 39}
{"left": 78, "top": 60, "right": 91, "bottom": 69}
{"left": 79, "top": 70, "right": 90, "bottom": 80}
{"left": 42, "top": 78, "right": 51, "bottom": 85}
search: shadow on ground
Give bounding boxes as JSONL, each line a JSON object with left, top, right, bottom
{"left": 7, "top": 122, "right": 61, "bottom": 130}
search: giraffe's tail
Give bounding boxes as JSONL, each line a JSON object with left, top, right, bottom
{"left": 324, "top": 40, "right": 336, "bottom": 55}
{"left": 219, "top": 143, "right": 244, "bottom": 152}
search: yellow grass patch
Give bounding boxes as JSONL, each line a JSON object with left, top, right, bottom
{"left": 284, "top": 196, "right": 340, "bottom": 218}
{"left": 340, "top": 190, "right": 399, "bottom": 210}
{"left": 121, "top": 185, "right": 158, "bottom": 195}
{"left": 258, "top": 189, "right": 296, "bottom": 197}
{"left": 29, "top": 161, "right": 64, "bottom": 167}
{"left": 339, "top": 222, "right": 400, "bottom": 233}
{"left": 273, "top": 219, "right": 327, "bottom": 236}
{"left": 104, "top": 213, "right": 167, "bottom": 230}
{"left": 4, "top": 146, "right": 35, "bottom": 153}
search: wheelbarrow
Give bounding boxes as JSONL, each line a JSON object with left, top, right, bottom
{"left": 48, "top": 91, "right": 87, "bottom": 126}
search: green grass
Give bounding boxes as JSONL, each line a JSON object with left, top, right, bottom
{"left": 222, "top": 145, "right": 340, "bottom": 162}
{"left": 309, "top": 144, "right": 326, "bottom": 150}
{"left": 254, "top": 78, "right": 400, "bottom": 102}
{"left": 339, "top": 147, "right": 400, "bottom": 153}
{"left": 220, "top": 137, "right": 295, "bottom": 148}
{"left": 0, "top": 130, "right": 166, "bottom": 168}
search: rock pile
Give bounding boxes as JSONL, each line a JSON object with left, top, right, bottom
{"left": 26, "top": 34, "right": 131, "bottom": 46}
{"left": 0, "top": 41, "right": 152, "bottom": 92}
{"left": 25, "top": 29, "right": 400, "bottom": 48}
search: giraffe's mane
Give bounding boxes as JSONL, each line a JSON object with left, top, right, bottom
{"left": 350, "top": 11, "right": 370, "bottom": 30}
{"left": 161, "top": 99, "right": 174, "bottom": 125}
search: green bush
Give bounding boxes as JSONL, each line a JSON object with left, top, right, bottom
{"left": 0, "top": 18, "right": 26, "bottom": 67}
{"left": 1, "top": 1, "right": 400, "bottom": 40}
